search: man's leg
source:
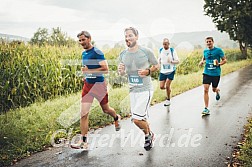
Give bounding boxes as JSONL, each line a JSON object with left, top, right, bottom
{"left": 133, "top": 119, "right": 154, "bottom": 151}
{"left": 212, "top": 87, "right": 220, "bottom": 94}
{"left": 95, "top": 82, "right": 121, "bottom": 131}
{"left": 101, "top": 103, "right": 117, "bottom": 118}
{"left": 159, "top": 72, "right": 166, "bottom": 90}
{"left": 160, "top": 80, "right": 166, "bottom": 90}
{"left": 80, "top": 102, "right": 92, "bottom": 137}
{"left": 160, "top": 77, "right": 169, "bottom": 106}
{"left": 133, "top": 119, "right": 150, "bottom": 135}
{"left": 201, "top": 74, "right": 211, "bottom": 114}
{"left": 101, "top": 103, "right": 121, "bottom": 131}
{"left": 203, "top": 84, "right": 210, "bottom": 108}
{"left": 212, "top": 76, "right": 221, "bottom": 100}
{"left": 165, "top": 79, "right": 172, "bottom": 100}
{"left": 71, "top": 102, "right": 92, "bottom": 149}
{"left": 80, "top": 81, "right": 93, "bottom": 137}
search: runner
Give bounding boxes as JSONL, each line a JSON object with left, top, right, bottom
{"left": 158, "top": 38, "right": 179, "bottom": 109}
{"left": 199, "top": 36, "right": 227, "bottom": 115}
{"left": 71, "top": 30, "right": 121, "bottom": 149}
{"left": 118, "top": 27, "right": 158, "bottom": 151}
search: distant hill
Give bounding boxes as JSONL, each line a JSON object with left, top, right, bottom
{"left": 0, "top": 33, "right": 29, "bottom": 42}
{"left": 95, "top": 30, "right": 238, "bottom": 50}
{"left": 143, "top": 30, "right": 238, "bottom": 49}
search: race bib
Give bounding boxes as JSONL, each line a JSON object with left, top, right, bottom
{"left": 85, "top": 74, "right": 97, "bottom": 79}
{"left": 163, "top": 64, "right": 171, "bottom": 69}
{"left": 128, "top": 75, "right": 143, "bottom": 86}
{"left": 207, "top": 61, "right": 216, "bottom": 70}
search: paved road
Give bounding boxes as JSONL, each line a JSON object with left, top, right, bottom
{"left": 15, "top": 65, "right": 252, "bottom": 167}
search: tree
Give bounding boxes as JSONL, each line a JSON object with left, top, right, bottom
{"left": 204, "top": 0, "right": 252, "bottom": 59}
{"left": 30, "top": 27, "right": 77, "bottom": 47}
{"left": 114, "top": 42, "right": 125, "bottom": 49}
{"left": 194, "top": 44, "right": 202, "bottom": 49}
{"left": 102, "top": 44, "right": 110, "bottom": 50}
{"left": 50, "top": 27, "right": 68, "bottom": 46}
{"left": 30, "top": 28, "right": 49, "bottom": 46}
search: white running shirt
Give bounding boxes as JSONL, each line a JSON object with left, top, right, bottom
{"left": 158, "top": 48, "right": 179, "bottom": 74}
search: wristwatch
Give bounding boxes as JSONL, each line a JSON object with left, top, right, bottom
{"left": 146, "top": 69, "right": 151, "bottom": 76}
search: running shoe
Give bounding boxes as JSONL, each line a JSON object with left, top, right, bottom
{"left": 164, "top": 100, "right": 171, "bottom": 107}
{"left": 202, "top": 108, "right": 210, "bottom": 115}
{"left": 216, "top": 92, "right": 220, "bottom": 101}
{"left": 144, "top": 132, "right": 155, "bottom": 151}
{"left": 71, "top": 139, "right": 88, "bottom": 150}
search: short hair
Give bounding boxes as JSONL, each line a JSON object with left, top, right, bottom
{"left": 205, "top": 36, "right": 214, "bottom": 42}
{"left": 124, "top": 27, "right": 138, "bottom": 36}
{"left": 77, "top": 31, "right": 91, "bottom": 38}
{"left": 163, "top": 38, "right": 170, "bottom": 43}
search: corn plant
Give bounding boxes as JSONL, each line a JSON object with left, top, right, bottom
{"left": 0, "top": 43, "right": 83, "bottom": 113}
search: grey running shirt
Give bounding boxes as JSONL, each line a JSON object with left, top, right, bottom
{"left": 119, "top": 46, "right": 158, "bottom": 92}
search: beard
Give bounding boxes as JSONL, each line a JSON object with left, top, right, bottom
{"left": 82, "top": 43, "right": 89, "bottom": 49}
{"left": 126, "top": 40, "right": 137, "bottom": 48}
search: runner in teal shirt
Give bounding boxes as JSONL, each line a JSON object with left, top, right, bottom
{"left": 203, "top": 46, "right": 224, "bottom": 76}
{"left": 199, "top": 37, "right": 227, "bottom": 115}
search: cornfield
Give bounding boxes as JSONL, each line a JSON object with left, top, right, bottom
{"left": 0, "top": 43, "right": 83, "bottom": 112}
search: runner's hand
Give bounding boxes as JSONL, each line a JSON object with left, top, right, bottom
{"left": 118, "top": 63, "right": 125, "bottom": 75}
{"left": 198, "top": 61, "right": 204, "bottom": 66}
{"left": 81, "top": 66, "right": 88, "bottom": 73}
{"left": 138, "top": 69, "right": 148, "bottom": 77}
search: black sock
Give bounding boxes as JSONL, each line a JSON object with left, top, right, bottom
{"left": 83, "top": 136, "right": 87, "bottom": 142}
{"left": 167, "top": 98, "right": 170, "bottom": 101}
{"left": 114, "top": 115, "right": 118, "bottom": 121}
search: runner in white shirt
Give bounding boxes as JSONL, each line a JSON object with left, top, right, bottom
{"left": 158, "top": 38, "right": 179, "bottom": 107}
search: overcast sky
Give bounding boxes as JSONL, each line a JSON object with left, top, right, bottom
{"left": 0, "top": 0, "right": 216, "bottom": 42}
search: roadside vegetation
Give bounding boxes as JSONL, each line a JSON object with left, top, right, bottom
{"left": 236, "top": 120, "right": 252, "bottom": 167}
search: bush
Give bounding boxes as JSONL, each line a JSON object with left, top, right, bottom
{"left": 176, "top": 50, "right": 203, "bottom": 75}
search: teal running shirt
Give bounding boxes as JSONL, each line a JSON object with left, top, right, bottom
{"left": 203, "top": 47, "right": 224, "bottom": 76}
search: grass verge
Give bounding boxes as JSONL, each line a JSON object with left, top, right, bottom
{"left": 237, "top": 118, "right": 252, "bottom": 166}
{"left": 230, "top": 117, "right": 252, "bottom": 167}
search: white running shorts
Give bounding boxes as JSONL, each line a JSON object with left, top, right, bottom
{"left": 130, "top": 90, "right": 153, "bottom": 120}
